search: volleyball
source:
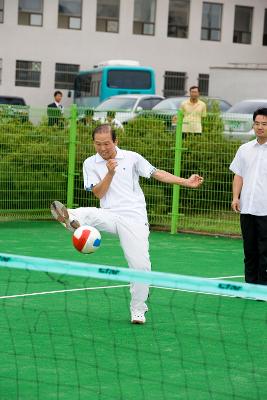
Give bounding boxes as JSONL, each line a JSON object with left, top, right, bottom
{"left": 72, "top": 226, "right": 101, "bottom": 254}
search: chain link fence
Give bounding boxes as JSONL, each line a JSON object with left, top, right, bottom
{"left": 0, "top": 104, "right": 254, "bottom": 235}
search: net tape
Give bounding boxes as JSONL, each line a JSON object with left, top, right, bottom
{"left": 0, "top": 253, "right": 267, "bottom": 301}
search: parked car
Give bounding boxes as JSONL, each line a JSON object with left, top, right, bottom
{"left": 0, "top": 96, "right": 29, "bottom": 122}
{"left": 92, "top": 94, "right": 164, "bottom": 124}
{"left": 222, "top": 99, "right": 267, "bottom": 142}
{"left": 140, "top": 96, "right": 232, "bottom": 129}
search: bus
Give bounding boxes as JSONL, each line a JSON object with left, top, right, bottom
{"left": 73, "top": 60, "right": 156, "bottom": 107}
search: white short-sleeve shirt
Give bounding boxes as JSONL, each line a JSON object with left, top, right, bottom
{"left": 229, "top": 139, "right": 267, "bottom": 216}
{"left": 83, "top": 147, "right": 156, "bottom": 222}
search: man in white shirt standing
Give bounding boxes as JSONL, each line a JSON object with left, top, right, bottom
{"left": 230, "top": 108, "right": 267, "bottom": 285}
{"left": 51, "top": 124, "right": 204, "bottom": 324}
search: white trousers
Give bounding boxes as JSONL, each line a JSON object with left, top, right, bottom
{"left": 68, "top": 207, "right": 151, "bottom": 313}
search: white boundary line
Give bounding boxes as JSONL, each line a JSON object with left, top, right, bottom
{"left": 0, "top": 284, "right": 130, "bottom": 300}
{"left": 0, "top": 275, "right": 245, "bottom": 301}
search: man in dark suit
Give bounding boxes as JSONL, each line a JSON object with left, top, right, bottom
{"left": 47, "top": 91, "right": 64, "bottom": 126}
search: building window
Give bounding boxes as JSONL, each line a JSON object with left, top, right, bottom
{"left": 163, "top": 71, "right": 187, "bottom": 97}
{"left": 0, "top": 0, "right": 4, "bottom": 23}
{"left": 55, "top": 63, "right": 80, "bottom": 89}
{"left": 201, "top": 2, "right": 222, "bottom": 41}
{"left": 167, "top": 0, "right": 190, "bottom": 38}
{"left": 15, "top": 60, "right": 41, "bottom": 87}
{"left": 96, "top": 0, "right": 120, "bottom": 33}
{"left": 18, "top": 0, "right": 43, "bottom": 26}
{"left": 263, "top": 9, "right": 267, "bottom": 45}
{"left": 133, "top": 0, "right": 156, "bottom": 36}
{"left": 233, "top": 6, "right": 253, "bottom": 44}
{"left": 198, "top": 74, "right": 209, "bottom": 96}
{"left": 58, "top": 0, "right": 82, "bottom": 30}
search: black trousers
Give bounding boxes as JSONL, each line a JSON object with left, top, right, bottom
{"left": 240, "top": 214, "right": 267, "bottom": 285}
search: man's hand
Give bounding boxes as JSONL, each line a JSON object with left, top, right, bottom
{"left": 185, "top": 174, "right": 204, "bottom": 188}
{"left": 92, "top": 159, "right": 117, "bottom": 199}
{"left": 231, "top": 198, "right": 240, "bottom": 213}
{"left": 106, "top": 159, "right": 118, "bottom": 176}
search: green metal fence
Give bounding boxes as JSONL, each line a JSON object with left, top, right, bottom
{"left": 0, "top": 104, "right": 253, "bottom": 235}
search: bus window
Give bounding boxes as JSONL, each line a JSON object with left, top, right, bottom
{"left": 74, "top": 74, "right": 91, "bottom": 98}
{"left": 107, "top": 70, "right": 151, "bottom": 89}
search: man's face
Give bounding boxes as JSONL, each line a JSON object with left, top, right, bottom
{"left": 190, "top": 88, "right": 199, "bottom": 101}
{"left": 253, "top": 115, "right": 267, "bottom": 142}
{"left": 94, "top": 131, "right": 117, "bottom": 160}
{"left": 55, "top": 93, "right": 62, "bottom": 103}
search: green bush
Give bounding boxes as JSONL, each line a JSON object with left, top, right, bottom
{"left": 0, "top": 121, "right": 68, "bottom": 211}
{"left": 179, "top": 107, "right": 241, "bottom": 212}
{"left": 0, "top": 107, "right": 242, "bottom": 226}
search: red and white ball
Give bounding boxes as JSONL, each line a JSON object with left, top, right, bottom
{"left": 72, "top": 226, "right": 101, "bottom": 254}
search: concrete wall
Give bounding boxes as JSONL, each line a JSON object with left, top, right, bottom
{"left": 209, "top": 67, "right": 267, "bottom": 105}
{"left": 1, "top": 0, "right": 267, "bottom": 107}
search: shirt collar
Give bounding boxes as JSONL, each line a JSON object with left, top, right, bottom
{"left": 186, "top": 98, "right": 200, "bottom": 105}
{"left": 95, "top": 146, "right": 124, "bottom": 162}
{"left": 252, "top": 138, "right": 267, "bottom": 146}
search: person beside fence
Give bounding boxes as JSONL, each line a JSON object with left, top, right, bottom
{"left": 230, "top": 107, "right": 267, "bottom": 285}
{"left": 51, "top": 124, "right": 204, "bottom": 324}
{"left": 181, "top": 86, "right": 207, "bottom": 137}
{"left": 105, "top": 111, "right": 123, "bottom": 130}
{"left": 47, "top": 91, "right": 64, "bottom": 127}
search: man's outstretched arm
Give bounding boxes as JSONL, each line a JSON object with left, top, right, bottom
{"left": 152, "top": 170, "right": 204, "bottom": 188}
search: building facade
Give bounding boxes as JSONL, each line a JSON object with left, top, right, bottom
{"left": 1, "top": 0, "right": 267, "bottom": 107}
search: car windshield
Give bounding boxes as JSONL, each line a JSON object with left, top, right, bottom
{"left": 153, "top": 98, "right": 187, "bottom": 110}
{"left": 227, "top": 101, "right": 267, "bottom": 114}
{"left": 95, "top": 98, "right": 137, "bottom": 111}
{"left": 0, "top": 97, "right": 26, "bottom": 105}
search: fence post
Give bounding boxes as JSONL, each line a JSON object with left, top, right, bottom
{"left": 67, "top": 104, "right": 77, "bottom": 209}
{"left": 170, "top": 110, "right": 183, "bottom": 234}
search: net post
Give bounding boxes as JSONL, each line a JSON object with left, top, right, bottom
{"left": 67, "top": 104, "right": 77, "bottom": 209}
{"left": 170, "top": 110, "right": 183, "bottom": 234}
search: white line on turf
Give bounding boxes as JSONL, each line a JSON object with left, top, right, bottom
{"left": 0, "top": 275, "right": 244, "bottom": 301}
{"left": 0, "top": 284, "right": 130, "bottom": 300}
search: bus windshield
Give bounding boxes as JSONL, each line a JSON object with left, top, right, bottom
{"left": 107, "top": 70, "right": 151, "bottom": 89}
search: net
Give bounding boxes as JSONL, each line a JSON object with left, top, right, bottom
{"left": 0, "top": 253, "right": 266, "bottom": 400}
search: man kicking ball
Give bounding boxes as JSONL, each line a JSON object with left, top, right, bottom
{"left": 51, "top": 124, "right": 204, "bottom": 324}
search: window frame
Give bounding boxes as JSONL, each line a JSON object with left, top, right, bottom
{"left": 133, "top": 0, "right": 156, "bottom": 36}
{"left": 55, "top": 63, "right": 80, "bottom": 90}
{"left": 167, "top": 0, "right": 190, "bottom": 39}
{"left": 15, "top": 60, "right": 41, "bottom": 88}
{"left": 0, "top": 58, "right": 2, "bottom": 84}
{"left": 233, "top": 5, "right": 253, "bottom": 45}
{"left": 163, "top": 71, "right": 187, "bottom": 97}
{"left": 263, "top": 9, "right": 267, "bottom": 46}
{"left": 96, "top": 0, "right": 120, "bottom": 33}
{"left": 58, "top": 0, "right": 83, "bottom": 30}
{"left": 18, "top": 0, "right": 43, "bottom": 27}
{"left": 198, "top": 73, "right": 209, "bottom": 96}
{"left": 201, "top": 2, "right": 223, "bottom": 42}
{"left": 0, "top": 0, "right": 4, "bottom": 23}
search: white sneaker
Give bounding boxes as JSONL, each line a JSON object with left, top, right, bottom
{"left": 51, "top": 201, "right": 80, "bottom": 232}
{"left": 131, "top": 311, "right": 146, "bottom": 324}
